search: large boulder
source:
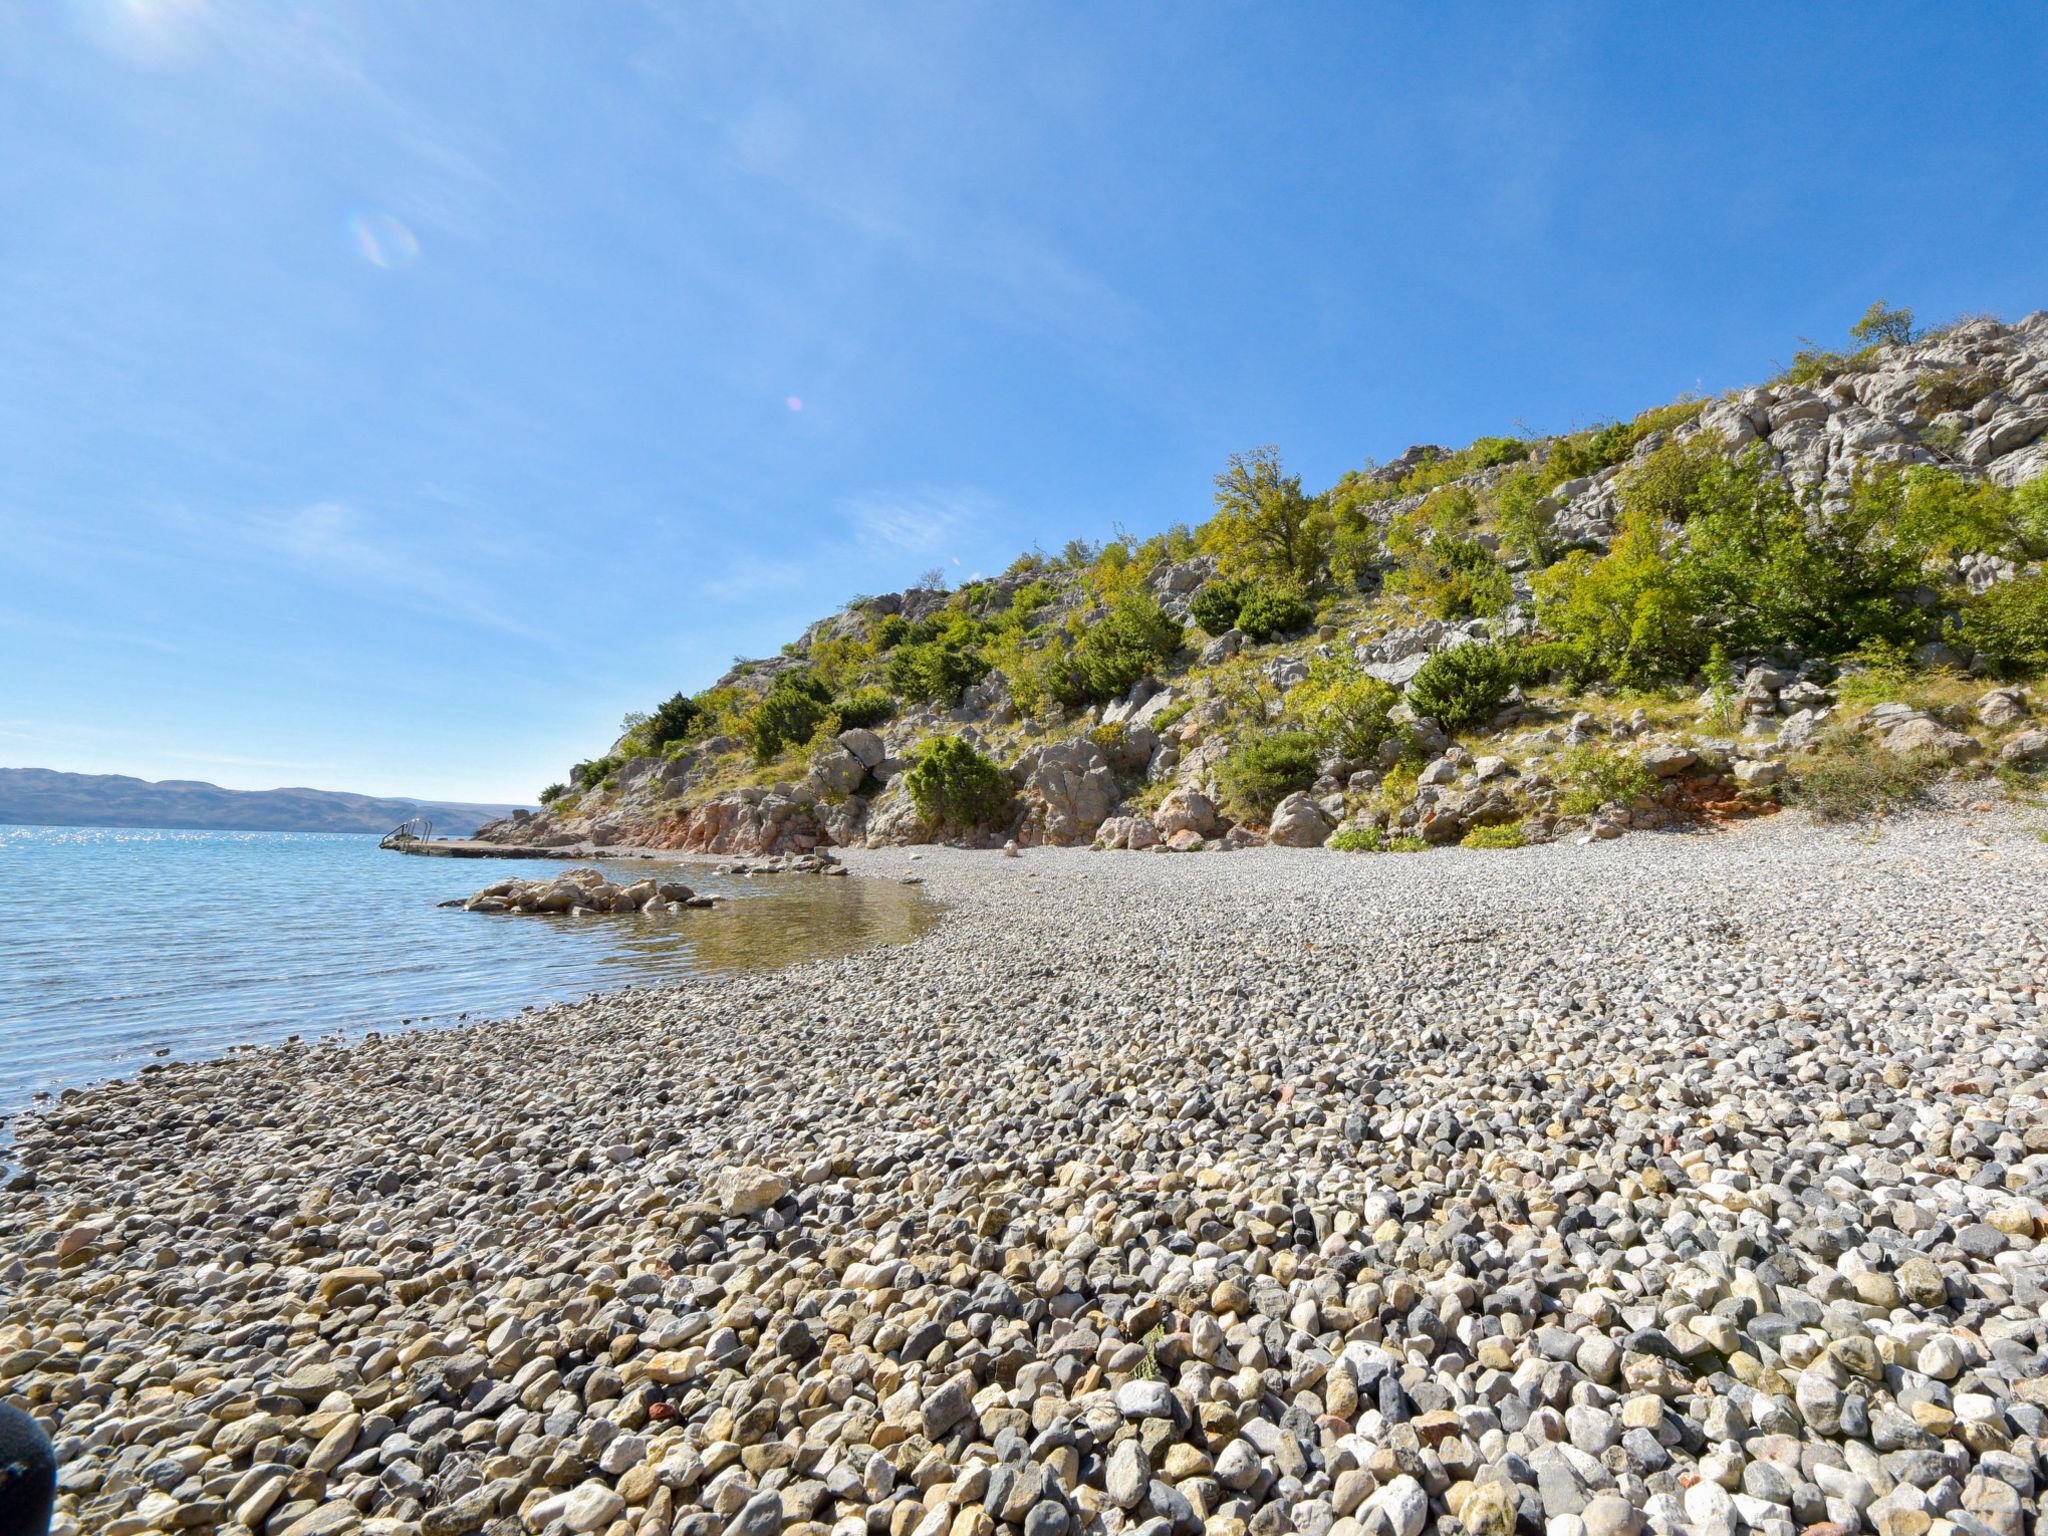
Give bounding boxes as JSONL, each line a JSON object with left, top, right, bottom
{"left": 807, "top": 745, "right": 866, "bottom": 797}
{"left": 837, "top": 728, "right": 887, "bottom": 768}
{"left": 1997, "top": 729, "right": 2048, "bottom": 768}
{"left": 1011, "top": 740, "right": 1121, "bottom": 845}
{"left": 1154, "top": 785, "right": 1219, "bottom": 838}
{"left": 1862, "top": 703, "right": 1983, "bottom": 763}
{"left": 1267, "top": 792, "right": 1333, "bottom": 848}
{"left": 862, "top": 782, "right": 927, "bottom": 847}
{"left": 1977, "top": 687, "right": 2030, "bottom": 728}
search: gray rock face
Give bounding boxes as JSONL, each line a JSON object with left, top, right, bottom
{"left": 1010, "top": 739, "right": 1121, "bottom": 845}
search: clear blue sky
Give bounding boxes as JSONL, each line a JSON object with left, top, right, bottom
{"left": 5, "top": 2, "right": 2045, "bottom": 803}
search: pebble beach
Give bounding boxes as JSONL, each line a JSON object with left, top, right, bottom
{"left": 4, "top": 814, "right": 2045, "bottom": 1536}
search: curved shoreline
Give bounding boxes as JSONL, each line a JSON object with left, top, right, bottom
{"left": 4, "top": 814, "right": 2046, "bottom": 1536}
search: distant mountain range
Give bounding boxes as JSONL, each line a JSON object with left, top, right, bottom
{"left": 0, "top": 768, "right": 530, "bottom": 836}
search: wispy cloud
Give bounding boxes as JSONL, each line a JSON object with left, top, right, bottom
{"left": 843, "top": 487, "right": 997, "bottom": 556}
{"left": 243, "top": 501, "right": 551, "bottom": 645}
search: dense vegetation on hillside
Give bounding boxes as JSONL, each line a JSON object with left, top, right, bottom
{"left": 529, "top": 303, "right": 2048, "bottom": 844}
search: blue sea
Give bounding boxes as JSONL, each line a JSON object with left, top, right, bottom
{"left": 0, "top": 825, "right": 930, "bottom": 1117}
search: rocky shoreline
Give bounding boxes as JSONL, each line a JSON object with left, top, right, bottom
{"left": 4, "top": 813, "right": 2046, "bottom": 1536}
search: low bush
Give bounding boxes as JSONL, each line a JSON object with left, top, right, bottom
{"left": 1327, "top": 825, "right": 1383, "bottom": 852}
{"left": 1216, "top": 731, "right": 1319, "bottom": 820}
{"left": 1407, "top": 642, "right": 1521, "bottom": 731}
{"left": 904, "top": 736, "right": 1012, "bottom": 831}
{"left": 1190, "top": 578, "right": 1250, "bottom": 635}
{"left": 1791, "top": 728, "right": 1947, "bottom": 821}
{"left": 1284, "top": 659, "right": 1400, "bottom": 761}
{"left": 1235, "top": 585, "right": 1314, "bottom": 642}
{"left": 1461, "top": 821, "right": 1529, "bottom": 849}
{"left": 1556, "top": 745, "right": 1658, "bottom": 816}
{"left": 834, "top": 686, "right": 897, "bottom": 730}
{"left": 870, "top": 611, "right": 911, "bottom": 650}
{"left": 1963, "top": 572, "right": 2048, "bottom": 677}
{"left": 539, "top": 782, "right": 568, "bottom": 805}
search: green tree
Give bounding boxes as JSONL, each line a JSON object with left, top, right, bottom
{"left": 1204, "top": 446, "right": 1331, "bottom": 588}
{"left": 645, "top": 691, "right": 703, "bottom": 750}
{"left": 1190, "top": 578, "right": 1249, "bottom": 635}
{"left": 1850, "top": 300, "right": 1915, "bottom": 347}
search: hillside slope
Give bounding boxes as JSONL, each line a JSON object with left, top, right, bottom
{"left": 483, "top": 306, "right": 2048, "bottom": 857}
{"left": 0, "top": 767, "right": 529, "bottom": 836}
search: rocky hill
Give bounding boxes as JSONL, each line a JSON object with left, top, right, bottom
{"left": 483, "top": 306, "right": 2048, "bottom": 859}
{"left": 0, "top": 767, "right": 528, "bottom": 836}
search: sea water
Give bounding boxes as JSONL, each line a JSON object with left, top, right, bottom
{"left": 0, "top": 825, "right": 931, "bottom": 1115}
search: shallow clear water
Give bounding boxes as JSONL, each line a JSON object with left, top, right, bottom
{"left": 0, "top": 825, "right": 932, "bottom": 1117}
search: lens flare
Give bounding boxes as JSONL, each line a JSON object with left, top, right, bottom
{"left": 349, "top": 212, "right": 420, "bottom": 270}
{"left": 785, "top": 396, "right": 804, "bottom": 412}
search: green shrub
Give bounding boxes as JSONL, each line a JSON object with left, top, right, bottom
{"left": 1042, "top": 596, "right": 1183, "bottom": 707}
{"left": 1535, "top": 448, "right": 1925, "bottom": 686}
{"left": 1407, "top": 642, "right": 1521, "bottom": 731}
{"left": 1461, "top": 821, "right": 1528, "bottom": 849}
{"left": 904, "top": 736, "right": 1011, "bottom": 831}
{"left": 645, "top": 691, "right": 703, "bottom": 750}
{"left": 1284, "top": 659, "right": 1400, "bottom": 760}
{"left": 1328, "top": 825, "right": 1383, "bottom": 852}
{"left": 870, "top": 612, "right": 911, "bottom": 650}
{"left": 1791, "top": 728, "right": 1946, "bottom": 822}
{"left": 569, "top": 754, "right": 622, "bottom": 790}
{"left": 1216, "top": 731, "right": 1320, "bottom": 820}
{"left": 539, "top": 782, "right": 568, "bottom": 805}
{"left": 749, "top": 671, "right": 834, "bottom": 761}
{"left": 1392, "top": 534, "right": 1513, "bottom": 619}
{"left": 885, "top": 637, "right": 990, "bottom": 706}
{"left": 1964, "top": 572, "right": 2048, "bottom": 676}
{"left": 1468, "top": 435, "right": 1531, "bottom": 470}
{"left": 1190, "top": 578, "right": 1249, "bottom": 635}
{"left": 1386, "top": 833, "right": 1428, "bottom": 852}
{"left": 1235, "top": 585, "right": 1314, "bottom": 641}
{"left": 835, "top": 687, "right": 897, "bottom": 730}
{"left": 1556, "top": 745, "right": 1658, "bottom": 816}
